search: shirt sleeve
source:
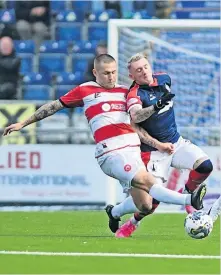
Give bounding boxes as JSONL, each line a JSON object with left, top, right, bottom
{"left": 126, "top": 83, "right": 142, "bottom": 113}
{"left": 59, "top": 86, "right": 84, "bottom": 108}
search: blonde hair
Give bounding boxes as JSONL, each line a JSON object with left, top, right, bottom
{"left": 127, "top": 53, "right": 147, "bottom": 70}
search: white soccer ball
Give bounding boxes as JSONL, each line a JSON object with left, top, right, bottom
{"left": 184, "top": 211, "right": 213, "bottom": 239}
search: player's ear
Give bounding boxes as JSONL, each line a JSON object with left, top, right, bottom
{"left": 93, "top": 68, "right": 96, "bottom": 77}
{"left": 129, "top": 73, "right": 134, "bottom": 81}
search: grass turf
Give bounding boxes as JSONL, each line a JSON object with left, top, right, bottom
{"left": 0, "top": 211, "right": 220, "bottom": 274}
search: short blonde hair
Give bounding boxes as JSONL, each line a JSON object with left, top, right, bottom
{"left": 127, "top": 53, "right": 147, "bottom": 70}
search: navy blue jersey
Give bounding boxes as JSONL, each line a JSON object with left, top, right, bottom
{"left": 127, "top": 73, "right": 180, "bottom": 152}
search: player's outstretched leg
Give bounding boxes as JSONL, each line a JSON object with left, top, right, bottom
{"left": 183, "top": 158, "right": 213, "bottom": 213}
{"left": 105, "top": 204, "right": 121, "bottom": 233}
{"left": 178, "top": 187, "right": 196, "bottom": 214}
{"left": 115, "top": 200, "right": 159, "bottom": 238}
{"left": 191, "top": 183, "right": 207, "bottom": 210}
{"left": 115, "top": 218, "right": 140, "bottom": 238}
{"left": 208, "top": 196, "right": 221, "bottom": 223}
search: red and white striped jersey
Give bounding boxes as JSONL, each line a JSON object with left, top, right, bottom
{"left": 59, "top": 81, "right": 140, "bottom": 157}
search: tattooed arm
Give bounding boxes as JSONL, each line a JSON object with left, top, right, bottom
{"left": 3, "top": 100, "right": 65, "bottom": 136}
{"left": 131, "top": 121, "right": 174, "bottom": 154}
{"left": 130, "top": 105, "right": 155, "bottom": 123}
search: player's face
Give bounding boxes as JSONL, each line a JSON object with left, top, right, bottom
{"left": 129, "top": 58, "right": 153, "bottom": 85}
{"left": 93, "top": 61, "right": 117, "bottom": 89}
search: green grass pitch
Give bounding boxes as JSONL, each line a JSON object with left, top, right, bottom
{"left": 0, "top": 211, "right": 220, "bottom": 274}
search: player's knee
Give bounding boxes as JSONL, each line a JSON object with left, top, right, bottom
{"left": 140, "top": 202, "right": 153, "bottom": 214}
{"left": 140, "top": 172, "right": 155, "bottom": 188}
{"left": 132, "top": 171, "right": 155, "bottom": 192}
{"left": 195, "top": 159, "right": 213, "bottom": 174}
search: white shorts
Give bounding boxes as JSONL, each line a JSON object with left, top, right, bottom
{"left": 97, "top": 146, "right": 146, "bottom": 192}
{"left": 141, "top": 137, "right": 208, "bottom": 182}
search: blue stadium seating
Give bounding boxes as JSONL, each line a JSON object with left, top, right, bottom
{"left": 176, "top": 1, "right": 220, "bottom": 8}
{"left": 55, "top": 24, "right": 82, "bottom": 41}
{"left": 39, "top": 54, "right": 67, "bottom": 73}
{"left": 14, "top": 40, "right": 35, "bottom": 54}
{"left": 72, "top": 1, "right": 92, "bottom": 14}
{"left": 72, "top": 57, "right": 92, "bottom": 73}
{"left": 0, "top": 9, "right": 15, "bottom": 23}
{"left": 88, "top": 24, "right": 108, "bottom": 41}
{"left": 56, "top": 10, "right": 84, "bottom": 22}
{"left": 56, "top": 72, "right": 84, "bottom": 85}
{"left": 5, "top": 0, "right": 15, "bottom": 9}
{"left": 55, "top": 85, "right": 74, "bottom": 98}
{"left": 171, "top": 10, "right": 220, "bottom": 19}
{"left": 55, "top": 72, "right": 85, "bottom": 98}
{"left": 88, "top": 9, "right": 119, "bottom": 22}
{"left": 14, "top": 40, "right": 35, "bottom": 74}
{"left": 39, "top": 40, "right": 69, "bottom": 54}
{"left": 72, "top": 41, "right": 97, "bottom": 54}
{"left": 23, "top": 73, "right": 51, "bottom": 85}
{"left": 130, "top": 10, "right": 153, "bottom": 19}
{"left": 39, "top": 42, "right": 68, "bottom": 73}
{"left": 50, "top": 0, "right": 66, "bottom": 14}
{"left": 19, "top": 54, "right": 34, "bottom": 73}
{"left": 23, "top": 85, "right": 51, "bottom": 100}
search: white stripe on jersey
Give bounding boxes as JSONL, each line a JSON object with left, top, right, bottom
{"left": 95, "top": 133, "right": 141, "bottom": 158}
{"left": 83, "top": 92, "right": 127, "bottom": 110}
{"left": 89, "top": 111, "right": 130, "bottom": 132}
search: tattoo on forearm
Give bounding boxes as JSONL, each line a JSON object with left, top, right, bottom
{"left": 138, "top": 127, "right": 157, "bottom": 148}
{"left": 132, "top": 106, "right": 155, "bottom": 123}
{"left": 131, "top": 121, "right": 158, "bottom": 149}
{"left": 22, "top": 100, "right": 64, "bottom": 127}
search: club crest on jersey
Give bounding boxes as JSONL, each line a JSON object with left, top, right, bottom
{"left": 102, "top": 103, "right": 111, "bottom": 111}
{"left": 149, "top": 94, "right": 156, "bottom": 101}
{"left": 165, "top": 84, "right": 171, "bottom": 92}
{"left": 95, "top": 92, "right": 101, "bottom": 98}
{"left": 124, "top": 164, "right": 132, "bottom": 172}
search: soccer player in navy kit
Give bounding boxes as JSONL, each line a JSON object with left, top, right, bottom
{"left": 105, "top": 53, "right": 213, "bottom": 238}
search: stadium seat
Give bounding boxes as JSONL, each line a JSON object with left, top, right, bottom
{"left": 72, "top": 41, "right": 98, "bottom": 54}
{"left": 0, "top": 9, "right": 16, "bottom": 23}
{"left": 130, "top": 10, "right": 153, "bottom": 19}
{"left": 50, "top": 0, "right": 66, "bottom": 14}
{"left": 88, "top": 24, "right": 108, "bottom": 41}
{"left": 171, "top": 10, "right": 220, "bottom": 19}
{"left": 176, "top": 0, "right": 220, "bottom": 8}
{"left": 23, "top": 73, "right": 51, "bottom": 85}
{"left": 72, "top": 57, "right": 92, "bottom": 73}
{"left": 55, "top": 85, "right": 73, "bottom": 99}
{"left": 5, "top": 0, "right": 15, "bottom": 9}
{"left": 39, "top": 47, "right": 67, "bottom": 73}
{"left": 39, "top": 40, "right": 69, "bottom": 54}
{"left": 88, "top": 9, "right": 119, "bottom": 22}
{"left": 14, "top": 40, "right": 35, "bottom": 54}
{"left": 23, "top": 85, "right": 51, "bottom": 100}
{"left": 56, "top": 10, "right": 84, "bottom": 22}
{"left": 37, "top": 113, "right": 70, "bottom": 144}
{"left": 56, "top": 72, "right": 84, "bottom": 85}
{"left": 55, "top": 72, "right": 85, "bottom": 98}
{"left": 55, "top": 24, "right": 81, "bottom": 41}
{"left": 72, "top": 1, "right": 92, "bottom": 15}
{"left": 19, "top": 54, "right": 34, "bottom": 73}
{"left": 14, "top": 41, "right": 36, "bottom": 74}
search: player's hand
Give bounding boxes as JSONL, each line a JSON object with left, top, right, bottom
{"left": 3, "top": 122, "right": 23, "bottom": 136}
{"left": 154, "top": 92, "right": 175, "bottom": 111}
{"left": 157, "top": 142, "right": 175, "bottom": 154}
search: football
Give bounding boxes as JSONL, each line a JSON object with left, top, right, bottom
{"left": 184, "top": 211, "right": 213, "bottom": 239}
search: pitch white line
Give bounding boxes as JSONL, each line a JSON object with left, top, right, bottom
{"left": 0, "top": 251, "right": 220, "bottom": 259}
